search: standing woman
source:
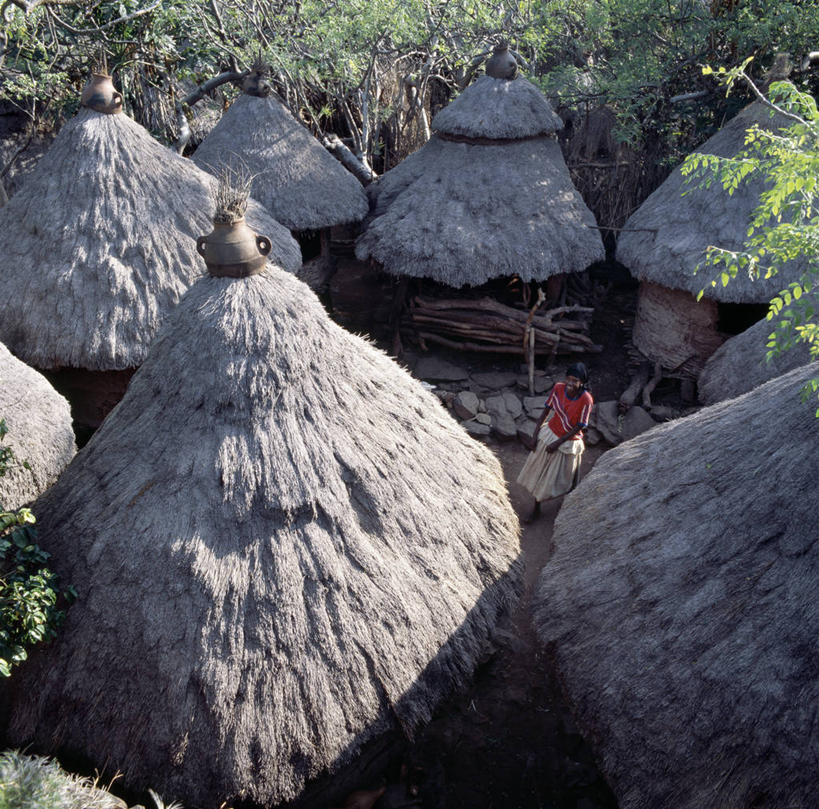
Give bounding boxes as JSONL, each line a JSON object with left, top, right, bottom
{"left": 517, "top": 362, "right": 593, "bottom": 522}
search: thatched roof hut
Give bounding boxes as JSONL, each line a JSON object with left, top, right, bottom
{"left": 0, "top": 94, "right": 301, "bottom": 374}
{"left": 615, "top": 103, "right": 805, "bottom": 374}
{"left": 355, "top": 50, "right": 604, "bottom": 287}
{"left": 192, "top": 91, "right": 369, "bottom": 231}
{"left": 534, "top": 362, "right": 819, "bottom": 809}
{"left": 698, "top": 314, "right": 815, "bottom": 404}
{"left": 0, "top": 342, "right": 75, "bottom": 510}
{"left": 6, "top": 215, "right": 521, "bottom": 808}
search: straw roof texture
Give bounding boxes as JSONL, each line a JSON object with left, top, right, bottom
{"left": 616, "top": 103, "right": 805, "bottom": 303}
{"left": 534, "top": 362, "right": 819, "bottom": 809}
{"left": 355, "top": 136, "right": 604, "bottom": 286}
{"left": 698, "top": 315, "right": 815, "bottom": 404}
{"left": 7, "top": 264, "right": 521, "bottom": 808}
{"left": 431, "top": 74, "right": 563, "bottom": 139}
{"left": 0, "top": 342, "right": 75, "bottom": 510}
{"left": 192, "top": 94, "right": 369, "bottom": 231}
{"left": 0, "top": 107, "right": 301, "bottom": 372}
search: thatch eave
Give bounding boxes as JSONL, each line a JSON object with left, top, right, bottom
{"left": 192, "top": 94, "right": 369, "bottom": 231}
{"left": 356, "top": 136, "right": 604, "bottom": 286}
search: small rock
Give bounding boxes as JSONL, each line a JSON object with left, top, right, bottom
{"left": 475, "top": 412, "right": 492, "bottom": 425}
{"left": 484, "top": 395, "right": 508, "bottom": 417}
{"left": 492, "top": 413, "right": 518, "bottom": 440}
{"left": 463, "top": 419, "right": 491, "bottom": 436}
{"left": 471, "top": 370, "right": 519, "bottom": 390}
{"left": 453, "top": 390, "right": 480, "bottom": 420}
{"left": 584, "top": 426, "right": 603, "bottom": 446}
{"left": 415, "top": 357, "right": 469, "bottom": 382}
{"left": 502, "top": 391, "right": 522, "bottom": 418}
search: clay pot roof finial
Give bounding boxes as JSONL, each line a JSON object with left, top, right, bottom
{"left": 198, "top": 165, "right": 272, "bottom": 277}
{"left": 80, "top": 72, "right": 123, "bottom": 114}
{"left": 485, "top": 40, "right": 518, "bottom": 80}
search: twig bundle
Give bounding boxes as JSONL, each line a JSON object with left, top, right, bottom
{"left": 212, "top": 162, "right": 252, "bottom": 224}
{"left": 404, "top": 296, "right": 601, "bottom": 355}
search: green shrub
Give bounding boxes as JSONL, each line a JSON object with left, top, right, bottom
{"left": 0, "top": 420, "right": 74, "bottom": 677}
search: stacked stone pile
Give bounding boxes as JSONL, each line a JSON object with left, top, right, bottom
{"left": 409, "top": 353, "right": 670, "bottom": 448}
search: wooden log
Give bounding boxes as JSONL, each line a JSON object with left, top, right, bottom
{"left": 411, "top": 296, "right": 593, "bottom": 322}
{"left": 409, "top": 303, "right": 590, "bottom": 335}
{"left": 619, "top": 362, "right": 651, "bottom": 408}
{"left": 642, "top": 361, "right": 664, "bottom": 409}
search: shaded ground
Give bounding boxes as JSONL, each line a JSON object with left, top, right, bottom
{"left": 361, "top": 274, "right": 643, "bottom": 809}
{"left": 375, "top": 441, "right": 615, "bottom": 809}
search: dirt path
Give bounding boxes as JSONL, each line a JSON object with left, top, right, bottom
{"left": 389, "top": 440, "right": 617, "bottom": 809}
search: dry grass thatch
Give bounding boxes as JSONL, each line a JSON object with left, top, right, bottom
{"left": 355, "top": 136, "right": 604, "bottom": 286}
{"left": 0, "top": 107, "right": 301, "bottom": 372}
{"left": 615, "top": 102, "right": 806, "bottom": 303}
{"left": 534, "top": 361, "right": 819, "bottom": 809}
{"left": 431, "top": 75, "right": 563, "bottom": 139}
{"left": 7, "top": 264, "right": 521, "bottom": 808}
{"left": 192, "top": 94, "right": 369, "bottom": 231}
{"left": 698, "top": 314, "right": 815, "bottom": 404}
{"left": 0, "top": 341, "right": 75, "bottom": 510}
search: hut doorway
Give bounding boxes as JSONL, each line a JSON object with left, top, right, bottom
{"left": 717, "top": 302, "right": 770, "bottom": 336}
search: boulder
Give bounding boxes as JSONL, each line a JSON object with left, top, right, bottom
{"left": 471, "top": 370, "right": 519, "bottom": 390}
{"left": 474, "top": 413, "right": 492, "bottom": 426}
{"left": 462, "top": 418, "right": 491, "bottom": 437}
{"left": 484, "top": 395, "right": 508, "bottom": 417}
{"left": 453, "top": 390, "right": 480, "bottom": 420}
{"left": 593, "top": 402, "right": 658, "bottom": 445}
{"left": 415, "top": 357, "right": 469, "bottom": 382}
{"left": 502, "top": 391, "right": 523, "bottom": 418}
{"left": 523, "top": 396, "right": 547, "bottom": 419}
{"left": 516, "top": 419, "right": 539, "bottom": 448}
{"left": 491, "top": 414, "right": 518, "bottom": 441}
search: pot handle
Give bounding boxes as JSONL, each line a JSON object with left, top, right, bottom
{"left": 112, "top": 91, "right": 123, "bottom": 107}
{"left": 196, "top": 236, "right": 207, "bottom": 256}
{"left": 256, "top": 235, "right": 272, "bottom": 256}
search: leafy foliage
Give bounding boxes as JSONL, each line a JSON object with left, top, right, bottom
{"left": 682, "top": 64, "right": 819, "bottom": 414}
{"left": 0, "top": 420, "right": 74, "bottom": 677}
{"left": 2, "top": 0, "right": 819, "bottom": 166}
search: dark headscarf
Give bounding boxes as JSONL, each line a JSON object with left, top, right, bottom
{"left": 566, "top": 362, "right": 589, "bottom": 385}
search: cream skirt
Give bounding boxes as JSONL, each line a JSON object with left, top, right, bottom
{"left": 516, "top": 426, "right": 584, "bottom": 503}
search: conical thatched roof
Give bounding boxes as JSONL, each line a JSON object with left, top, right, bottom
{"left": 192, "top": 93, "right": 369, "bottom": 230}
{"left": 7, "top": 258, "right": 521, "bottom": 808}
{"left": 0, "top": 342, "right": 75, "bottom": 510}
{"left": 0, "top": 107, "right": 301, "bottom": 371}
{"left": 355, "top": 74, "right": 603, "bottom": 287}
{"left": 534, "top": 362, "right": 819, "bottom": 809}
{"left": 616, "top": 103, "right": 805, "bottom": 303}
{"left": 431, "top": 74, "right": 563, "bottom": 139}
{"left": 698, "top": 314, "right": 815, "bottom": 404}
